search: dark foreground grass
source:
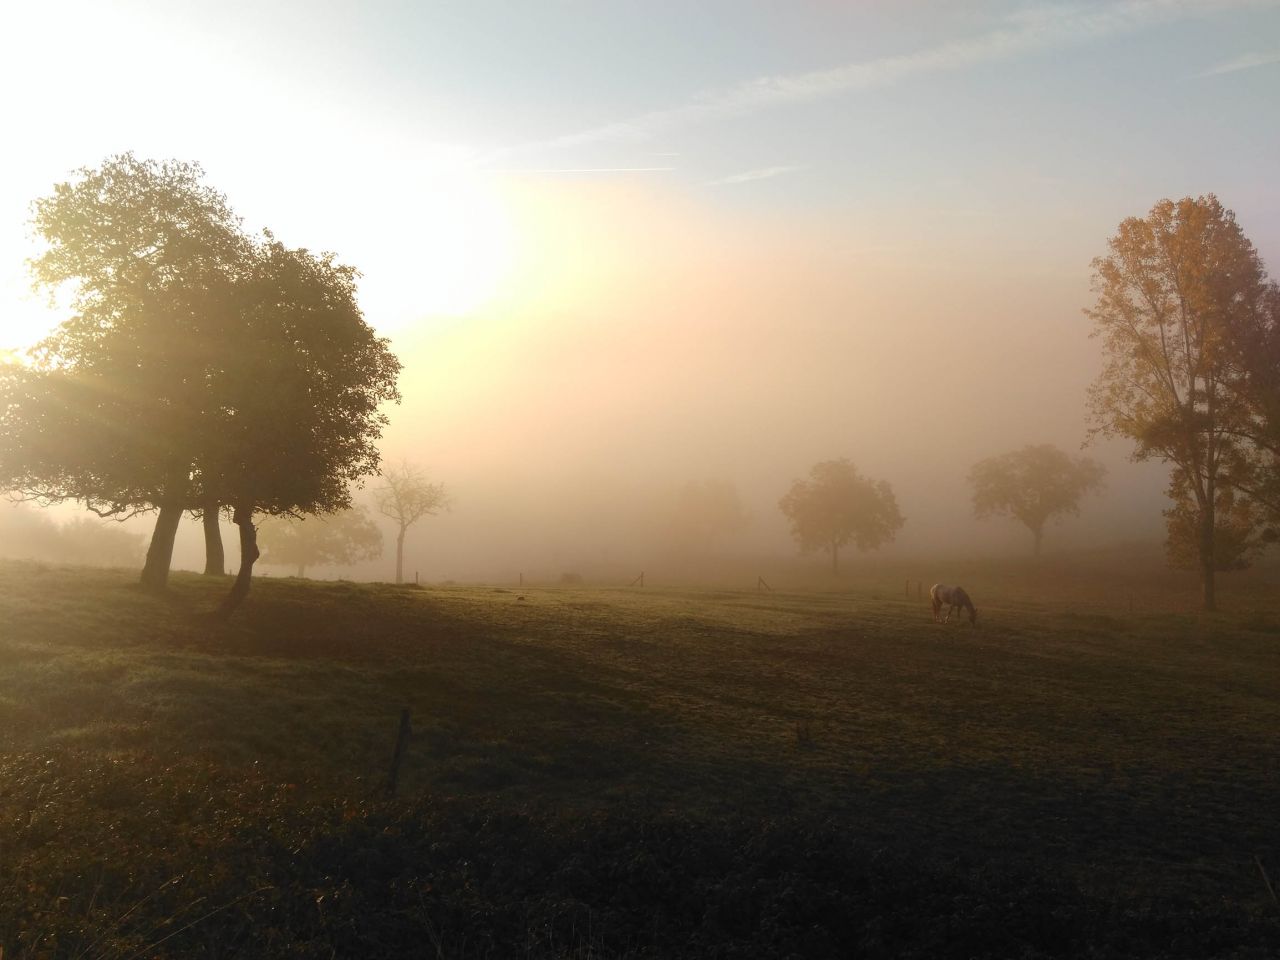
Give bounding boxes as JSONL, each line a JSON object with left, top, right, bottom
{"left": 1, "top": 559, "right": 1278, "bottom": 957}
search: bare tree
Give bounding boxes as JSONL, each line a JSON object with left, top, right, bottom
{"left": 375, "top": 463, "right": 449, "bottom": 583}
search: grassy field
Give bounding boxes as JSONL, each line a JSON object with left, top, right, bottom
{"left": 1, "top": 557, "right": 1279, "bottom": 958}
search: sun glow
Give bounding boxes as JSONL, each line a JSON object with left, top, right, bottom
{"left": 261, "top": 165, "right": 521, "bottom": 340}
{"left": 0, "top": 267, "right": 58, "bottom": 353}
{"left": 374, "top": 172, "right": 518, "bottom": 323}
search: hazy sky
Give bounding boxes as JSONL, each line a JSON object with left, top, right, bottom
{"left": 2, "top": 1, "right": 1279, "bottom": 573}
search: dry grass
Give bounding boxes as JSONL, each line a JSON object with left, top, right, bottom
{"left": 1, "top": 556, "right": 1278, "bottom": 957}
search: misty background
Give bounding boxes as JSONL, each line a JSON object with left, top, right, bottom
{"left": 3, "top": 1, "right": 1277, "bottom": 581}
{"left": 2, "top": 193, "right": 1197, "bottom": 582}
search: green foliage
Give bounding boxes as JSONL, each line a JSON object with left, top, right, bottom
{"left": 969, "top": 444, "right": 1105, "bottom": 553}
{"left": 199, "top": 238, "right": 401, "bottom": 520}
{"left": 258, "top": 505, "right": 383, "bottom": 576}
{"left": 778, "top": 459, "right": 903, "bottom": 571}
{"left": 3, "top": 154, "right": 248, "bottom": 516}
{"left": 0, "top": 154, "right": 401, "bottom": 601}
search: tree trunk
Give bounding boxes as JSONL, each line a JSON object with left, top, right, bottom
{"left": 1032, "top": 526, "right": 1044, "bottom": 557}
{"left": 140, "top": 503, "right": 183, "bottom": 590}
{"left": 202, "top": 503, "right": 225, "bottom": 576}
{"left": 1199, "top": 509, "right": 1217, "bottom": 613}
{"left": 297, "top": 564, "right": 306, "bottom": 579}
{"left": 141, "top": 468, "right": 190, "bottom": 590}
{"left": 395, "top": 527, "right": 406, "bottom": 584}
{"left": 830, "top": 541, "right": 839, "bottom": 576}
{"left": 217, "top": 502, "right": 259, "bottom": 620}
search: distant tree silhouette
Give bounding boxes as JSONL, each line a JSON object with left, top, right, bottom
{"left": 968, "top": 445, "right": 1105, "bottom": 555}
{"left": 668, "top": 479, "right": 748, "bottom": 554}
{"left": 0, "top": 505, "right": 144, "bottom": 568}
{"left": 0, "top": 155, "right": 401, "bottom": 614}
{"left": 778, "top": 460, "right": 903, "bottom": 574}
{"left": 375, "top": 463, "right": 448, "bottom": 584}
{"left": 1086, "top": 196, "right": 1274, "bottom": 610}
{"left": 259, "top": 506, "right": 383, "bottom": 578}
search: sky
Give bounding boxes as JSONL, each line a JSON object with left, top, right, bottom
{"left": 1, "top": 0, "right": 1279, "bottom": 578}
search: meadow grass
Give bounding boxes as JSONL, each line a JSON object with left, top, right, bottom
{"left": 1, "top": 557, "right": 1278, "bottom": 957}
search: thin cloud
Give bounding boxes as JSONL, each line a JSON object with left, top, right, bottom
{"left": 502, "top": 0, "right": 1266, "bottom": 155}
{"left": 1196, "top": 49, "right": 1280, "bottom": 76}
{"left": 708, "top": 165, "right": 804, "bottom": 186}
{"left": 491, "top": 166, "right": 675, "bottom": 174}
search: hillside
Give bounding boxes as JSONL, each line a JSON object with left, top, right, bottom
{"left": 2, "top": 560, "right": 1278, "bottom": 958}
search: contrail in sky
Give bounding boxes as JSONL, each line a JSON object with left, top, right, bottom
{"left": 1195, "top": 49, "right": 1280, "bottom": 75}
{"left": 494, "top": 0, "right": 1271, "bottom": 158}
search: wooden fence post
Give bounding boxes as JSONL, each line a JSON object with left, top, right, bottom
{"left": 1256, "top": 856, "right": 1279, "bottom": 907}
{"left": 385, "top": 707, "right": 412, "bottom": 797}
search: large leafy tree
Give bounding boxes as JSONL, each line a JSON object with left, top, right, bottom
{"left": 374, "top": 463, "right": 448, "bottom": 584}
{"left": 4, "top": 154, "right": 247, "bottom": 588}
{"left": 1086, "top": 195, "right": 1273, "bottom": 610}
{"left": 199, "top": 238, "right": 401, "bottom": 615}
{"left": 259, "top": 505, "right": 383, "bottom": 578}
{"left": 968, "top": 444, "right": 1105, "bottom": 555}
{"left": 0, "top": 155, "right": 401, "bottom": 612}
{"left": 778, "top": 459, "right": 904, "bottom": 574}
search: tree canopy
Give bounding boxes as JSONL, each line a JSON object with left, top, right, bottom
{"left": 778, "top": 459, "right": 904, "bottom": 574}
{"left": 0, "top": 154, "right": 401, "bottom": 611}
{"left": 1085, "top": 195, "right": 1274, "bottom": 609}
{"left": 2, "top": 155, "right": 246, "bottom": 527}
{"left": 969, "top": 444, "right": 1105, "bottom": 555}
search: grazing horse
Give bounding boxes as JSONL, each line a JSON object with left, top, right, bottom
{"left": 930, "top": 583, "right": 978, "bottom": 625}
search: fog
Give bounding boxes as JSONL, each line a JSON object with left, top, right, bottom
{"left": 2, "top": 2, "right": 1277, "bottom": 587}
{"left": 0, "top": 500, "right": 144, "bottom": 569}
{"left": 214, "top": 179, "right": 1189, "bottom": 583}
{"left": 18, "top": 173, "right": 1275, "bottom": 585}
